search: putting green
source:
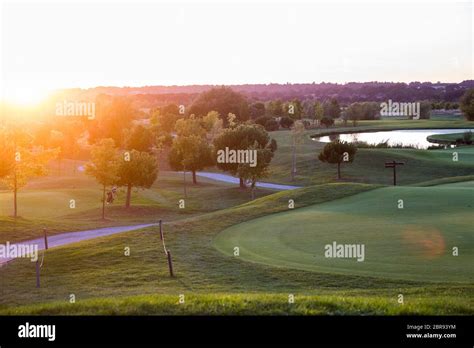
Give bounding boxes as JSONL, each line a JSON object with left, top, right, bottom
{"left": 214, "top": 183, "right": 474, "bottom": 282}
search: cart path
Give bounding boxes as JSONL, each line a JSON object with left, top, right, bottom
{"left": 194, "top": 171, "right": 301, "bottom": 190}
{"left": 0, "top": 223, "right": 160, "bottom": 266}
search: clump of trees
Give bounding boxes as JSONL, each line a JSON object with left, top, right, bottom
{"left": 318, "top": 140, "right": 357, "bottom": 179}
{"left": 188, "top": 87, "right": 249, "bottom": 123}
{"left": 323, "top": 98, "right": 341, "bottom": 119}
{"left": 249, "top": 102, "right": 266, "bottom": 119}
{"left": 320, "top": 116, "right": 335, "bottom": 127}
{"left": 344, "top": 102, "right": 380, "bottom": 126}
{"left": 460, "top": 89, "right": 474, "bottom": 121}
{"left": 86, "top": 138, "right": 159, "bottom": 217}
{"left": 279, "top": 116, "right": 294, "bottom": 129}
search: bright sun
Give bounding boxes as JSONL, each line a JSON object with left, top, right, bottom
{"left": 1, "top": 81, "right": 54, "bottom": 106}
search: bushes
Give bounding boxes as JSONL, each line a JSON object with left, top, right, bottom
{"left": 264, "top": 119, "right": 279, "bottom": 131}
{"left": 255, "top": 116, "right": 273, "bottom": 127}
{"left": 321, "top": 116, "right": 335, "bottom": 127}
{"left": 279, "top": 116, "right": 294, "bottom": 129}
{"left": 255, "top": 116, "right": 280, "bottom": 131}
{"left": 460, "top": 88, "right": 474, "bottom": 121}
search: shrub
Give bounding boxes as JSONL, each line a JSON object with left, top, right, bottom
{"left": 463, "top": 131, "right": 473, "bottom": 144}
{"left": 321, "top": 116, "right": 335, "bottom": 127}
{"left": 255, "top": 116, "right": 273, "bottom": 127}
{"left": 265, "top": 119, "right": 279, "bottom": 131}
{"left": 279, "top": 116, "right": 294, "bottom": 129}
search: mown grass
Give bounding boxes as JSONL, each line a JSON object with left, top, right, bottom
{"left": 1, "top": 120, "right": 473, "bottom": 315}
{"left": 0, "top": 184, "right": 388, "bottom": 306}
{"left": 215, "top": 183, "right": 474, "bottom": 282}
{"left": 0, "top": 171, "right": 273, "bottom": 243}
{"left": 1, "top": 291, "right": 472, "bottom": 315}
{"left": 2, "top": 182, "right": 473, "bottom": 315}
{"left": 268, "top": 127, "right": 474, "bottom": 187}
{"left": 427, "top": 131, "right": 474, "bottom": 144}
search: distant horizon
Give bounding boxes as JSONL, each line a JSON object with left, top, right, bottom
{"left": 51, "top": 79, "right": 474, "bottom": 91}
{"left": 2, "top": 0, "right": 472, "bottom": 104}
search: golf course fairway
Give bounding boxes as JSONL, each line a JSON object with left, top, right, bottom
{"left": 214, "top": 182, "right": 474, "bottom": 282}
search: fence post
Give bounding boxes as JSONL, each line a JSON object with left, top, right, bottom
{"left": 43, "top": 228, "right": 48, "bottom": 250}
{"left": 159, "top": 220, "right": 163, "bottom": 240}
{"left": 167, "top": 249, "right": 174, "bottom": 277}
{"left": 35, "top": 260, "right": 40, "bottom": 288}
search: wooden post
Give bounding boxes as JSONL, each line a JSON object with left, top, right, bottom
{"left": 43, "top": 228, "right": 48, "bottom": 250}
{"left": 167, "top": 249, "right": 174, "bottom": 277}
{"left": 159, "top": 220, "right": 163, "bottom": 240}
{"left": 35, "top": 260, "right": 40, "bottom": 288}
{"left": 393, "top": 165, "right": 397, "bottom": 186}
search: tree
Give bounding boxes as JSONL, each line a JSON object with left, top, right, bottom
{"left": 324, "top": 98, "right": 341, "bottom": 119}
{"left": 290, "top": 120, "right": 305, "bottom": 181}
{"left": 321, "top": 116, "right": 335, "bottom": 127}
{"left": 48, "top": 130, "right": 65, "bottom": 175}
{"left": 201, "top": 111, "right": 224, "bottom": 143}
{"left": 0, "top": 127, "right": 15, "bottom": 178}
{"left": 318, "top": 140, "right": 357, "bottom": 179}
{"left": 238, "top": 145, "right": 275, "bottom": 200}
{"left": 460, "top": 89, "right": 474, "bottom": 121}
{"left": 89, "top": 96, "right": 136, "bottom": 147}
{"left": 85, "top": 139, "right": 120, "bottom": 219}
{"left": 255, "top": 116, "right": 273, "bottom": 128}
{"left": 264, "top": 119, "right": 279, "bottom": 131}
{"left": 116, "top": 150, "right": 158, "bottom": 208}
{"left": 161, "top": 104, "right": 180, "bottom": 116}
{"left": 249, "top": 102, "right": 266, "bottom": 119}
{"left": 151, "top": 108, "right": 179, "bottom": 135}
{"left": 168, "top": 135, "right": 214, "bottom": 184}
{"left": 1, "top": 128, "right": 58, "bottom": 217}
{"left": 279, "top": 116, "right": 294, "bottom": 129}
{"left": 125, "top": 125, "right": 155, "bottom": 152}
{"left": 345, "top": 103, "right": 363, "bottom": 126}
{"left": 174, "top": 115, "right": 206, "bottom": 138}
{"left": 267, "top": 99, "right": 283, "bottom": 117}
{"left": 313, "top": 101, "right": 324, "bottom": 126}
{"left": 188, "top": 87, "right": 249, "bottom": 122}
{"left": 284, "top": 99, "right": 303, "bottom": 119}
{"left": 418, "top": 101, "right": 431, "bottom": 120}
{"left": 213, "top": 124, "right": 276, "bottom": 190}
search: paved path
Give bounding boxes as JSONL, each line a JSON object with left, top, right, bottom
{"left": 0, "top": 223, "right": 159, "bottom": 266}
{"left": 195, "top": 172, "right": 301, "bottom": 190}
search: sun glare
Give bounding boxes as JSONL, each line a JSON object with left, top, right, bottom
{"left": 1, "top": 85, "right": 52, "bottom": 106}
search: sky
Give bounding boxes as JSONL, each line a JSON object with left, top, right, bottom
{"left": 0, "top": 0, "right": 472, "bottom": 104}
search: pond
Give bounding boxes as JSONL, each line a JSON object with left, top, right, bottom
{"left": 314, "top": 129, "right": 474, "bottom": 149}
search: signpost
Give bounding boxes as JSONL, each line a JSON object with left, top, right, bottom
{"left": 384, "top": 161, "right": 404, "bottom": 186}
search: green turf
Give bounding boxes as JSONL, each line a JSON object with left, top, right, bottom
{"left": 1, "top": 292, "right": 472, "bottom": 315}
{"left": 0, "top": 171, "right": 273, "bottom": 243}
{"left": 266, "top": 127, "right": 474, "bottom": 187}
{"left": 1, "top": 119, "right": 474, "bottom": 315}
{"left": 214, "top": 183, "right": 474, "bottom": 282}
